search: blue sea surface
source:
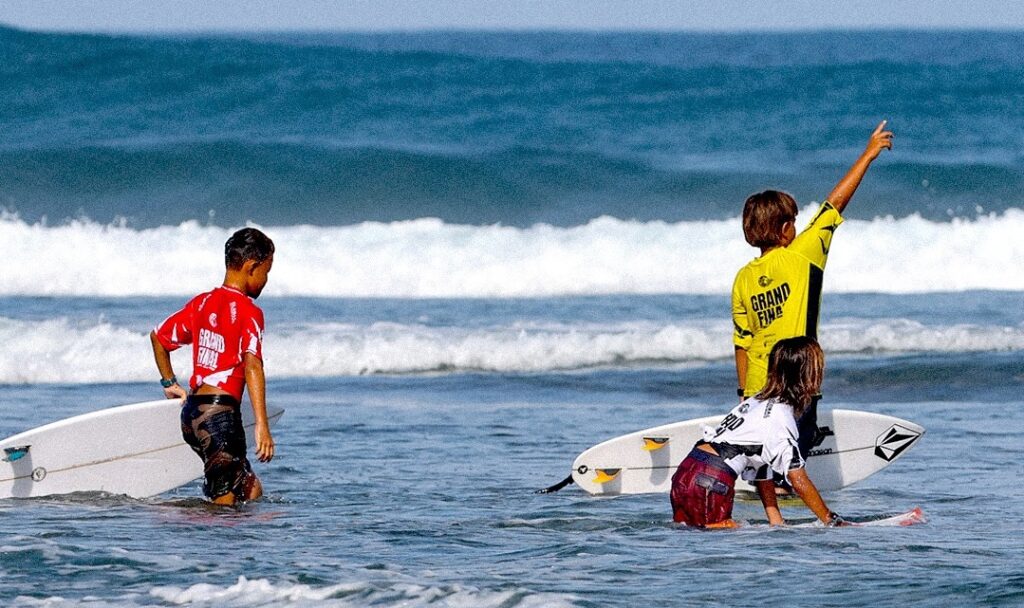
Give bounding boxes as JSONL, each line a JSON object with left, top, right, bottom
{"left": 2, "top": 28, "right": 1024, "bottom": 227}
{"left": 2, "top": 296, "right": 1024, "bottom": 606}
{"left": 1, "top": 359, "right": 1022, "bottom": 606}
{"left": 1, "top": 27, "right": 1023, "bottom": 607}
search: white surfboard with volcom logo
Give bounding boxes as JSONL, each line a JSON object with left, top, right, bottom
{"left": 569, "top": 409, "right": 924, "bottom": 495}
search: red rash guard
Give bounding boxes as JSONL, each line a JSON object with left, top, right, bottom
{"left": 154, "top": 286, "right": 265, "bottom": 401}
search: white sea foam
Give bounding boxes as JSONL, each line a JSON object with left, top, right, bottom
{"left": 1, "top": 316, "right": 1021, "bottom": 384}
{"left": 149, "top": 576, "right": 355, "bottom": 605}
{"left": 147, "top": 576, "right": 581, "bottom": 607}
{"left": 8, "top": 576, "right": 580, "bottom": 608}
{"left": 5, "top": 209, "right": 1024, "bottom": 297}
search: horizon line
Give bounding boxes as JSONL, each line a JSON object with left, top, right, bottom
{"left": 5, "top": 22, "right": 1024, "bottom": 36}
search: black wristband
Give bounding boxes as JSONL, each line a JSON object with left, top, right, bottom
{"left": 160, "top": 376, "right": 178, "bottom": 388}
{"left": 826, "top": 512, "right": 845, "bottom": 527}
{"left": 737, "top": 388, "right": 745, "bottom": 397}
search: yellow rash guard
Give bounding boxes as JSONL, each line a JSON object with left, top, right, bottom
{"left": 732, "top": 201, "right": 843, "bottom": 395}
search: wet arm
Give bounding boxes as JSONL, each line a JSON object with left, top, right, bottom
{"left": 150, "top": 331, "right": 187, "bottom": 401}
{"left": 787, "top": 467, "right": 832, "bottom": 524}
{"left": 734, "top": 347, "right": 748, "bottom": 400}
{"left": 756, "top": 479, "right": 785, "bottom": 525}
{"left": 244, "top": 352, "right": 275, "bottom": 462}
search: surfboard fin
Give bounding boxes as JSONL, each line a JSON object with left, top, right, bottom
{"left": 2, "top": 446, "right": 30, "bottom": 462}
{"left": 593, "top": 468, "right": 621, "bottom": 484}
{"left": 642, "top": 436, "right": 669, "bottom": 451}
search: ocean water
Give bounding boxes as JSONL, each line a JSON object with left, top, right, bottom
{"left": 1, "top": 27, "right": 1023, "bottom": 607}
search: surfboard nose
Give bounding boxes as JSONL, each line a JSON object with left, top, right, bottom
{"left": 873, "top": 423, "right": 924, "bottom": 462}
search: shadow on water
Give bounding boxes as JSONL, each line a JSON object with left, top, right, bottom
{"left": 2, "top": 489, "right": 295, "bottom": 528}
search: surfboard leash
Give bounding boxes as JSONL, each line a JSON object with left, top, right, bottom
{"left": 536, "top": 473, "right": 574, "bottom": 494}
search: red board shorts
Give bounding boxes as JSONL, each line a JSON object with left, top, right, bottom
{"left": 181, "top": 394, "right": 255, "bottom": 500}
{"left": 670, "top": 446, "right": 738, "bottom": 527}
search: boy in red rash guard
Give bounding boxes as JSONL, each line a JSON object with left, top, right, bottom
{"left": 150, "top": 228, "right": 276, "bottom": 505}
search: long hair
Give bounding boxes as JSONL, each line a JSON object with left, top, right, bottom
{"left": 755, "top": 336, "right": 824, "bottom": 418}
{"left": 742, "top": 190, "right": 797, "bottom": 249}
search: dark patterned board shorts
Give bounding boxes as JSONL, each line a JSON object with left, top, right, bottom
{"left": 774, "top": 397, "right": 819, "bottom": 487}
{"left": 670, "top": 447, "right": 738, "bottom": 527}
{"left": 795, "top": 398, "right": 820, "bottom": 460}
{"left": 181, "top": 394, "right": 254, "bottom": 500}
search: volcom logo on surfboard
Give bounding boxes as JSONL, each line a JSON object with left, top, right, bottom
{"left": 874, "top": 424, "right": 922, "bottom": 462}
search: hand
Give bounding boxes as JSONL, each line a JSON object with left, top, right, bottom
{"left": 255, "top": 422, "right": 275, "bottom": 463}
{"left": 864, "top": 120, "right": 894, "bottom": 161}
{"left": 164, "top": 383, "right": 188, "bottom": 403}
{"left": 826, "top": 512, "right": 850, "bottom": 527}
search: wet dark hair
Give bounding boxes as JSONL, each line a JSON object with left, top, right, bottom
{"left": 756, "top": 336, "right": 824, "bottom": 418}
{"left": 742, "top": 190, "right": 798, "bottom": 249}
{"left": 225, "top": 228, "right": 275, "bottom": 270}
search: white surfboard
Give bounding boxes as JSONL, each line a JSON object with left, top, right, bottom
{"left": 569, "top": 409, "right": 924, "bottom": 495}
{"left": 0, "top": 399, "right": 284, "bottom": 499}
{"left": 740, "top": 507, "right": 926, "bottom": 528}
{"left": 845, "top": 506, "right": 926, "bottom": 527}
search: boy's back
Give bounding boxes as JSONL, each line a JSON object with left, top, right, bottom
{"left": 149, "top": 227, "right": 276, "bottom": 505}
{"left": 732, "top": 202, "right": 843, "bottom": 395}
{"left": 732, "top": 121, "right": 892, "bottom": 399}
{"left": 154, "top": 284, "right": 265, "bottom": 398}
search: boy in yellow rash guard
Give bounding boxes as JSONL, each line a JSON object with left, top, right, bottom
{"left": 732, "top": 199, "right": 841, "bottom": 393}
{"left": 732, "top": 121, "right": 893, "bottom": 458}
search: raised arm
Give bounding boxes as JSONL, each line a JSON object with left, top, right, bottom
{"left": 826, "top": 120, "right": 894, "bottom": 214}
